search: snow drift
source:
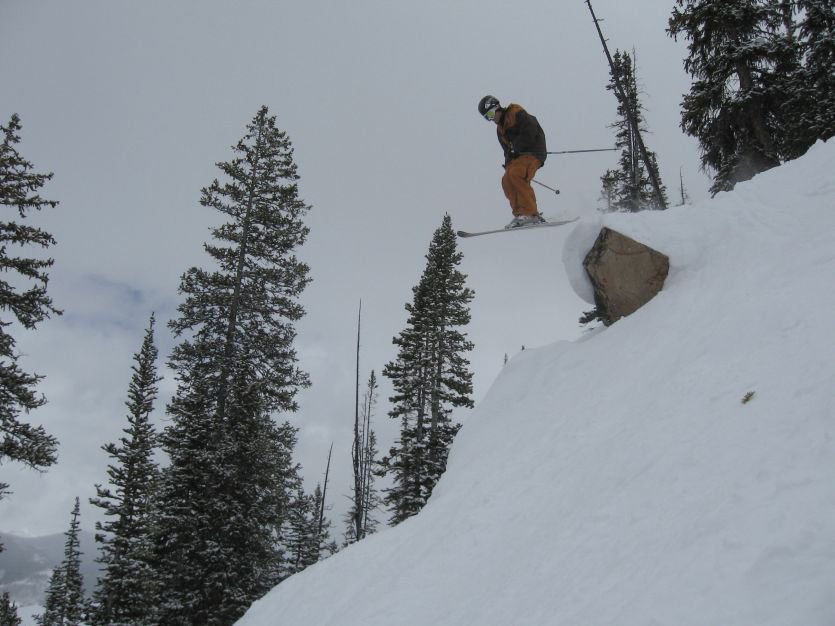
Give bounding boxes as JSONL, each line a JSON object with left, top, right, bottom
{"left": 236, "top": 141, "right": 835, "bottom": 626}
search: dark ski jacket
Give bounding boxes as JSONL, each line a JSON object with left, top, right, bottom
{"left": 497, "top": 104, "right": 547, "bottom": 167}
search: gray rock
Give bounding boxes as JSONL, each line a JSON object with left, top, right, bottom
{"left": 583, "top": 228, "right": 670, "bottom": 325}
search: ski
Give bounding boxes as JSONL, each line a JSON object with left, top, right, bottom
{"left": 456, "top": 217, "right": 579, "bottom": 238}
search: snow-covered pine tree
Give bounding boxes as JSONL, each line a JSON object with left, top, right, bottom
{"left": 667, "top": 0, "right": 789, "bottom": 193}
{"left": 599, "top": 49, "right": 668, "bottom": 211}
{"left": 764, "top": 0, "right": 810, "bottom": 160}
{"left": 36, "top": 498, "right": 86, "bottom": 626}
{"left": 381, "top": 214, "right": 474, "bottom": 525}
{"left": 311, "top": 484, "right": 338, "bottom": 561}
{"left": 345, "top": 370, "right": 382, "bottom": 545}
{"left": 598, "top": 170, "right": 619, "bottom": 213}
{"left": 281, "top": 484, "right": 336, "bottom": 578}
{"left": 89, "top": 314, "right": 161, "bottom": 626}
{"left": 283, "top": 486, "right": 317, "bottom": 577}
{"left": 263, "top": 420, "right": 304, "bottom": 583}
{"left": 0, "top": 592, "right": 22, "bottom": 626}
{"left": 152, "top": 106, "right": 312, "bottom": 626}
{"left": 796, "top": 0, "right": 835, "bottom": 143}
{"left": 0, "top": 114, "right": 60, "bottom": 501}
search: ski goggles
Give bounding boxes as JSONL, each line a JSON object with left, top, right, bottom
{"left": 483, "top": 106, "right": 498, "bottom": 121}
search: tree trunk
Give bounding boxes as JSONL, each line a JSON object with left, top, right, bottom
{"left": 352, "top": 302, "right": 363, "bottom": 541}
{"left": 218, "top": 123, "right": 264, "bottom": 422}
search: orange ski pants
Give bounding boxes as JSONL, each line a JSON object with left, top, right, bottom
{"left": 502, "top": 154, "right": 541, "bottom": 217}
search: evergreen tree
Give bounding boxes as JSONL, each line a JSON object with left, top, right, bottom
{"left": 598, "top": 170, "right": 619, "bottom": 213}
{"left": 0, "top": 592, "right": 22, "bottom": 626}
{"left": 311, "top": 483, "right": 338, "bottom": 561}
{"left": 381, "top": 214, "right": 474, "bottom": 525}
{"left": 152, "top": 106, "right": 312, "bottom": 626}
{"left": 668, "top": 0, "right": 788, "bottom": 193}
{"left": 0, "top": 114, "right": 60, "bottom": 500}
{"left": 89, "top": 315, "right": 161, "bottom": 626}
{"left": 281, "top": 484, "right": 337, "bottom": 578}
{"left": 796, "top": 0, "right": 835, "bottom": 143}
{"left": 669, "top": 0, "right": 835, "bottom": 182}
{"left": 345, "top": 371, "right": 381, "bottom": 545}
{"left": 36, "top": 498, "right": 86, "bottom": 626}
{"left": 282, "top": 487, "right": 318, "bottom": 577}
{"left": 767, "top": 0, "right": 808, "bottom": 159}
{"left": 600, "top": 50, "right": 668, "bottom": 211}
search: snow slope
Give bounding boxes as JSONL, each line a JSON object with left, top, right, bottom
{"left": 237, "top": 141, "right": 835, "bottom": 626}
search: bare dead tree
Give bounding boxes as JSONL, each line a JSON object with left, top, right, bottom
{"left": 586, "top": 0, "right": 667, "bottom": 209}
{"left": 351, "top": 301, "right": 363, "bottom": 540}
{"left": 316, "top": 442, "right": 334, "bottom": 559}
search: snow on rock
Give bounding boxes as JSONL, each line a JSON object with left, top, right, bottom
{"left": 236, "top": 140, "right": 835, "bottom": 626}
{"left": 562, "top": 215, "right": 602, "bottom": 304}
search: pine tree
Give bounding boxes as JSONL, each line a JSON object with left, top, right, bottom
{"left": 313, "top": 486, "right": 338, "bottom": 561}
{"left": 668, "top": 0, "right": 788, "bottom": 193}
{"left": 796, "top": 0, "right": 835, "bottom": 143}
{"left": 89, "top": 315, "right": 161, "bottom": 626}
{"left": 600, "top": 50, "right": 668, "bottom": 211}
{"left": 152, "top": 106, "right": 312, "bottom": 626}
{"left": 381, "top": 214, "right": 474, "bottom": 525}
{"left": 0, "top": 114, "right": 60, "bottom": 500}
{"left": 345, "top": 371, "right": 381, "bottom": 545}
{"left": 669, "top": 0, "right": 835, "bottom": 181}
{"left": 0, "top": 592, "right": 22, "bottom": 626}
{"left": 281, "top": 484, "right": 336, "bottom": 578}
{"left": 598, "top": 170, "right": 619, "bottom": 213}
{"left": 253, "top": 420, "right": 305, "bottom": 585}
{"left": 36, "top": 498, "right": 86, "bottom": 626}
{"left": 282, "top": 487, "right": 317, "bottom": 577}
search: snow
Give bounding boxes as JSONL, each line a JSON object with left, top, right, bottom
{"left": 235, "top": 140, "right": 835, "bottom": 626}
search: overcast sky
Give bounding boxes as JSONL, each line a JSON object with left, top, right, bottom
{"left": 0, "top": 0, "right": 709, "bottom": 536}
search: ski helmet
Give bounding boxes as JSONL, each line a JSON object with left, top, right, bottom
{"left": 478, "top": 95, "right": 500, "bottom": 119}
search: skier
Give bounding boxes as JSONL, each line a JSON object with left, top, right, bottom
{"left": 478, "top": 95, "right": 547, "bottom": 228}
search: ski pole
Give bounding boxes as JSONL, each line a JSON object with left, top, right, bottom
{"left": 533, "top": 179, "right": 560, "bottom": 195}
{"left": 547, "top": 147, "right": 618, "bottom": 155}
